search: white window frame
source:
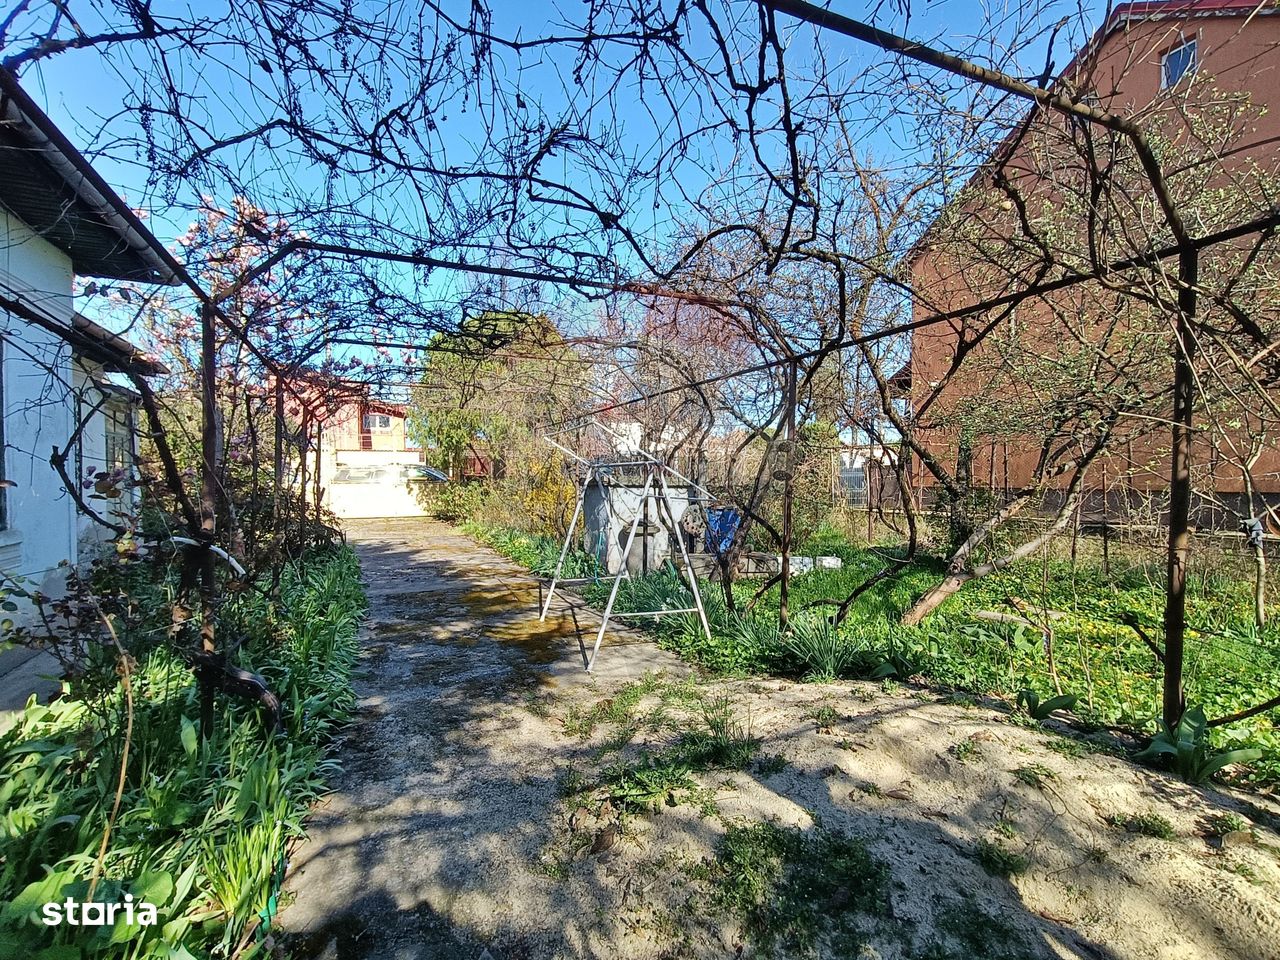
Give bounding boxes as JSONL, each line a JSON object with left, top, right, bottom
{"left": 1161, "top": 38, "right": 1197, "bottom": 89}
{"left": 362, "top": 413, "right": 393, "bottom": 431}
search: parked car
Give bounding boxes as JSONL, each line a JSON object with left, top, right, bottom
{"left": 332, "top": 466, "right": 391, "bottom": 484}
{"left": 332, "top": 464, "right": 450, "bottom": 485}
{"left": 401, "top": 465, "right": 450, "bottom": 483}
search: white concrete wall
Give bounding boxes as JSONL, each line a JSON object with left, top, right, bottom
{"left": 320, "top": 445, "right": 431, "bottom": 519}
{"left": 0, "top": 208, "right": 78, "bottom": 596}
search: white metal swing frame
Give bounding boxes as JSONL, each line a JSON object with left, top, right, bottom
{"left": 538, "top": 435, "right": 713, "bottom": 672}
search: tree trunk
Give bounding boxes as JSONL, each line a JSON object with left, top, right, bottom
{"left": 903, "top": 487, "right": 1084, "bottom": 625}
{"left": 198, "top": 302, "right": 219, "bottom": 739}
{"left": 313, "top": 425, "right": 323, "bottom": 530}
{"left": 1161, "top": 247, "right": 1197, "bottom": 730}
{"left": 779, "top": 360, "right": 798, "bottom": 629}
{"left": 273, "top": 377, "right": 285, "bottom": 524}
{"left": 901, "top": 574, "right": 970, "bottom": 625}
{"left": 1242, "top": 450, "right": 1266, "bottom": 630}
{"left": 1255, "top": 545, "right": 1267, "bottom": 629}
{"left": 950, "top": 437, "right": 974, "bottom": 547}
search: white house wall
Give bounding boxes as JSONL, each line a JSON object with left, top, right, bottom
{"left": 0, "top": 208, "right": 78, "bottom": 595}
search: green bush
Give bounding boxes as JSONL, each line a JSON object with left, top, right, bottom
{"left": 0, "top": 546, "right": 365, "bottom": 959}
{"left": 424, "top": 482, "right": 489, "bottom": 523}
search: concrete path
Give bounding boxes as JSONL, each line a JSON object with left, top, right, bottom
{"left": 0, "top": 646, "right": 62, "bottom": 733}
{"left": 277, "top": 518, "right": 685, "bottom": 959}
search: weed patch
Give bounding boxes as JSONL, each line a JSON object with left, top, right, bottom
{"left": 917, "top": 901, "right": 1033, "bottom": 959}
{"left": 593, "top": 697, "right": 759, "bottom": 814}
{"left": 808, "top": 703, "right": 841, "bottom": 732}
{"left": 1204, "top": 812, "right": 1250, "bottom": 838}
{"left": 975, "top": 838, "right": 1030, "bottom": 876}
{"left": 1012, "top": 764, "right": 1056, "bottom": 788}
{"left": 706, "top": 821, "right": 888, "bottom": 955}
{"left": 1109, "top": 812, "right": 1177, "bottom": 840}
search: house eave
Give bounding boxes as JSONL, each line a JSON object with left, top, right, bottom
{"left": 0, "top": 68, "right": 181, "bottom": 286}
{"left": 72, "top": 314, "right": 169, "bottom": 377}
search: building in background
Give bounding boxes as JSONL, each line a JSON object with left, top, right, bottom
{"left": 280, "top": 377, "right": 447, "bottom": 519}
{"left": 905, "top": 0, "right": 1280, "bottom": 523}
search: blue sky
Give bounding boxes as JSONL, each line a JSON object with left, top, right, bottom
{"left": 7, "top": 0, "right": 1109, "bottom": 350}
{"left": 14, "top": 2, "right": 1104, "bottom": 245}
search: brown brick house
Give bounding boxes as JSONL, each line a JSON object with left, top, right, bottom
{"left": 905, "top": 0, "right": 1280, "bottom": 524}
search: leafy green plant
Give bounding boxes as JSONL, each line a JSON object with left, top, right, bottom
{"left": 1109, "top": 811, "right": 1176, "bottom": 840}
{"left": 1135, "top": 705, "right": 1263, "bottom": 784}
{"left": 974, "top": 838, "right": 1029, "bottom": 875}
{"left": 686, "top": 695, "right": 759, "bottom": 767}
{"left": 426, "top": 482, "right": 489, "bottom": 523}
{"left": 1045, "top": 736, "right": 1090, "bottom": 758}
{"left": 808, "top": 703, "right": 840, "bottom": 731}
{"left": 601, "top": 755, "right": 698, "bottom": 812}
{"left": 781, "top": 615, "right": 853, "bottom": 682}
{"left": 593, "top": 694, "right": 759, "bottom": 814}
{"left": 0, "top": 546, "right": 365, "bottom": 958}
{"left": 926, "top": 901, "right": 1032, "bottom": 959}
{"left": 1016, "top": 688, "right": 1078, "bottom": 721}
{"left": 1204, "top": 812, "right": 1250, "bottom": 838}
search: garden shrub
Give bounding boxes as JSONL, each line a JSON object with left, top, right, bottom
{"left": 421, "top": 481, "right": 490, "bottom": 523}
{"left": 0, "top": 546, "right": 365, "bottom": 959}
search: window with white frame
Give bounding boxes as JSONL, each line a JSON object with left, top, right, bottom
{"left": 362, "top": 413, "right": 392, "bottom": 431}
{"left": 103, "top": 402, "right": 132, "bottom": 473}
{"left": 1161, "top": 38, "right": 1197, "bottom": 89}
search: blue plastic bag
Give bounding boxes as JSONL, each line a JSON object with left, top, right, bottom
{"left": 705, "top": 507, "right": 742, "bottom": 558}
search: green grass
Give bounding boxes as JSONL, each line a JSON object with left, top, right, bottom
{"left": 705, "top": 821, "right": 888, "bottom": 955}
{"left": 464, "top": 521, "right": 601, "bottom": 580}
{"left": 0, "top": 547, "right": 365, "bottom": 958}
{"left": 470, "top": 522, "right": 1280, "bottom": 786}
{"left": 1012, "top": 763, "right": 1056, "bottom": 787}
{"left": 919, "top": 901, "right": 1033, "bottom": 959}
{"left": 585, "top": 694, "right": 760, "bottom": 814}
{"left": 975, "top": 838, "right": 1030, "bottom": 876}
{"left": 1109, "top": 811, "right": 1177, "bottom": 840}
{"left": 563, "top": 673, "right": 666, "bottom": 740}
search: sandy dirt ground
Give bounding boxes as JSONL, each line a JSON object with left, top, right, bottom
{"left": 277, "top": 519, "right": 1280, "bottom": 960}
